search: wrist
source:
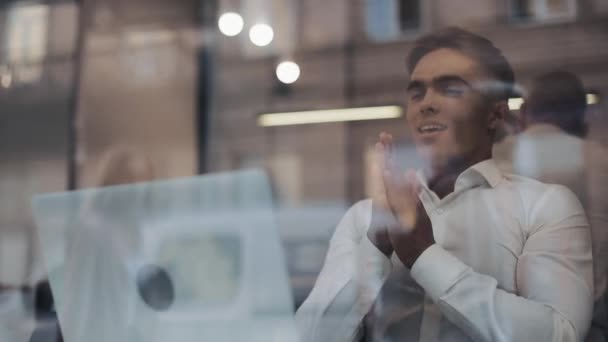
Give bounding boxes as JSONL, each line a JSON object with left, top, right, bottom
{"left": 367, "top": 228, "right": 393, "bottom": 256}
{"left": 403, "top": 242, "right": 432, "bottom": 268}
{"left": 369, "top": 202, "right": 396, "bottom": 256}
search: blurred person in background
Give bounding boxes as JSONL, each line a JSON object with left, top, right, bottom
{"left": 295, "top": 28, "right": 594, "bottom": 342}
{"left": 494, "top": 71, "right": 608, "bottom": 342}
{"left": 35, "top": 147, "right": 157, "bottom": 342}
{"left": 492, "top": 109, "right": 523, "bottom": 172}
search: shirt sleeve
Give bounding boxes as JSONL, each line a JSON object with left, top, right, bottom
{"left": 410, "top": 185, "right": 594, "bottom": 342}
{"left": 294, "top": 199, "right": 393, "bottom": 342}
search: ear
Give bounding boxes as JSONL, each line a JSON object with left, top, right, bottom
{"left": 487, "top": 101, "right": 508, "bottom": 130}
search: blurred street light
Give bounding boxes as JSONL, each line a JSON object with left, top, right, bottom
{"left": 258, "top": 106, "right": 402, "bottom": 127}
{"left": 249, "top": 24, "right": 274, "bottom": 46}
{"left": 218, "top": 12, "right": 243, "bottom": 37}
{"left": 276, "top": 61, "right": 300, "bottom": 84}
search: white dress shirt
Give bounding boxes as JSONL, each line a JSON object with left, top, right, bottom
{"left": 494, "top": 123, "right": 608, "bottom": 341}
{"left": 295, "top": 159, "right": 593, "bottom": 342}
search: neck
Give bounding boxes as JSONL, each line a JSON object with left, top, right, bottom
{"left": 425, "top": 149, "right": 491, "bottom": 199}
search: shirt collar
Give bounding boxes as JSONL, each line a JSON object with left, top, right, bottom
{"left": 465, "top": 159, "right": 503, "bottom": 188}
{"left": 416, "top": 158, "right": 503, "bottom": 193}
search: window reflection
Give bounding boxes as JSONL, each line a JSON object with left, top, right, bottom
{"left": 511, "top": 0, "right": 577, "bottom": 22}
{"left": 5, "top": 3, "right": 49, "bottom": 84}
{"left": 365, "top": 0, "right": 423, "bottom": 41}
{"left": 0, "top": 0, "right": 606, "bottom": 341}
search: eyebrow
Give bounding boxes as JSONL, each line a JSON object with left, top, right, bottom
{"left": 407, "top": 75, "right": 472, "bottom": 91}
{"left": 434, "top": 75, "right": 472, "bottom": 88}
{"left": 406, "top": 80, "right": 425, "bottom": 92}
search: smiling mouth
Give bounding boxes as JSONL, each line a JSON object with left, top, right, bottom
{"left": 417, "top": 124, "right": 447, "bottom": 134}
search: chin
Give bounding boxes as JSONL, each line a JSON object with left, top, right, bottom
{"left": 416, "top": 144, "right": 460, "bottom": 172}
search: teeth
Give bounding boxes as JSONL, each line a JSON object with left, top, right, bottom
{"left": 419, "top": 124, "right": 446, "bottom": 133}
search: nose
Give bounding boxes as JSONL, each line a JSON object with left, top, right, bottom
{"left": 419, "top": 90, "right": 439, "bottom": 116}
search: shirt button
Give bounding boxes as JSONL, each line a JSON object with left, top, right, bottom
{"left": 436, "top": 208, "right": 444, "bottom": 215}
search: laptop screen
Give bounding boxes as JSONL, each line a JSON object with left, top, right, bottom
{"left": 32, "top": 169, "right": 299, "bottom": 342}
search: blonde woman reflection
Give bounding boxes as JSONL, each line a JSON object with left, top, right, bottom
{"left": 61, "top": 148, "right": 157, "bottom": 342}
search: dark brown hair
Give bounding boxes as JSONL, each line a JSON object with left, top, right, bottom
{"left": 407, "top": 27, "right": 515, "bottom": 101}
{"left": 526, "top": 70, "right": 588, "bottom": 138}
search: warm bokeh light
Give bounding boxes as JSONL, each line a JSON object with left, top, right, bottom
{"left": 249, "top": 24, "right": 274, "bottom": 47}
{"left": 218, "top": 12, "right": 244, "bottom": 37}
{"left": 1, "top": 71, "right": 12, "bottom": 88}
{"left": 508, "top": 97, "right": 524, "bottom": 111}
{"left": 587, "top": 93, "right": 599, "bottom": 105}
{"left": 276, "top": 61, "right": 301, "bottom": 84}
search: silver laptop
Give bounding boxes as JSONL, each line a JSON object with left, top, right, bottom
{"left": 32, "top": 169, "right": 299, "bottom": 342}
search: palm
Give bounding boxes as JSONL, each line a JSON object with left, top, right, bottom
{"left": 375, "top": 132, "right": 435, "bottom": 268}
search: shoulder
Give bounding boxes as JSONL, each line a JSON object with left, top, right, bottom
{"left": 499, "top": 175, "right": 585, "bottom": 230}
{"left": 499, "top": 173, "right": 552, "bottom": 201}
{"left": 503, "top": 173, "right": 582, "bottom": 205}
{"left": 502, "top": 173, "right": 549, "bottom": 188}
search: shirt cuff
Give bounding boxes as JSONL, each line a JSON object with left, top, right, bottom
{"left": 410, "top": 244, "right": 469, "bottom": 301}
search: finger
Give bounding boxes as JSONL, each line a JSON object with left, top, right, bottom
{"left": 378, "top": 133, "right": 390, "bottom": 170}
{"left": 379, "top": 140, "right": 390, "bottom": 173}
{"left": 379, "top": 132, "right": 388, "bottom": 146}
{"left": 404, "top": 171, "right": 422, "bottom": 224}
{"left": 379, "top": 132, "right": 393, "bottom": 154}
{"left": 389, "top": 171, "right": 418, "bottom": 229}
{"left": 383, "top": 158, "right": 407, "bottom": 201}
{"left": 383, "top": 168, "right": 408, "bottom": 205}
{"left": 382, "top": 169, "right": 395, "bottom": 192}
{"left": 386, "top": 133, "right": 393, "bottom": 145}
{"left": 404, "top": 169, "right": 422, "bottom": 195}
{"left": 384, "top": 140, "right": 398, "bottom": 173}
{"left": 386, "top": 133, "right": 393, "bottom": 155}
{"left": 379, "top": 131, "right": 391, "bottom": 141}
{"left": 384, "top": 145, "right": 395, "bottom": 173}
{"left": 382, "top": 168, "right": 404, "bottom": 205}
{"left": 375, "top": 141, "right": 385, "bottom": 166}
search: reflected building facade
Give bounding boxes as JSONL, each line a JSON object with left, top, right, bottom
{"left": 209, "top": 0, "right": 608, "bottom": 301}
{"left": 0, "top": 0, "right": 607, "bottom": 331}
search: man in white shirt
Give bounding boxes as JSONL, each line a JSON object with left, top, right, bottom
{"left": 295, "top": 28, "right": 594, "bottom": 342}
{"left": 493, "top": 71, "right": 608, "bottom": 341}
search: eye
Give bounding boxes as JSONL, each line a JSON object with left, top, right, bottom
{"left": 446, "top": 87, "right": 464, "bottom": 96}
{"left": 439, "top": 81, "right": 467, "bottom": 97}
{"left": 407, "top": 88, "right": 425, "bottom": 101}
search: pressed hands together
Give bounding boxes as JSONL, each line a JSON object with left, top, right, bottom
{"left": 367, "top": 132, "right": 435, "bottom": 269}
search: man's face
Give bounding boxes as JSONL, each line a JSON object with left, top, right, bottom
{"left": 406, "top": 48, "right": 500, "bottom": 170}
